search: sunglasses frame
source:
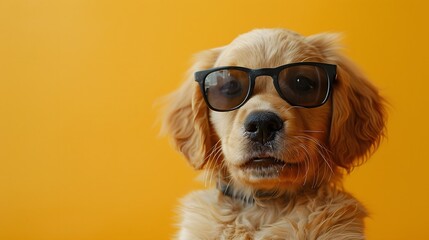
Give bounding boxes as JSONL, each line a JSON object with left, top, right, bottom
{"left": 195, "top": 62, "right": 337, "bottom": 112}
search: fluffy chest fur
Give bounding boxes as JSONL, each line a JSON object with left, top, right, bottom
{"left": 177, "top": 187, "right": 366, "bottom": 240}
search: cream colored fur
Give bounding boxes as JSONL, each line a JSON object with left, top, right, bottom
{"left": 178, "top": 186, "right": 366, "bottom": 240}
{"left": 162, "top": 29, "right": 386, "bottom": 239}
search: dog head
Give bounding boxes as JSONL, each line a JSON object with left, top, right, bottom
{"left": 163, "top": 29, "right": 386, "bottom": 195}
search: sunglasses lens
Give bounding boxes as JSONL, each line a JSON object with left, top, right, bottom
{"left": 204, "top": 69, "right": 250, "bottom": 111}
{"left": 278, "top": 65, "right": 330, "bottom": 107}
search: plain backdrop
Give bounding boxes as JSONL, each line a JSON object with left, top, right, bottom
{"left": 1, "top": 0, "right": 429, "bottom": 239}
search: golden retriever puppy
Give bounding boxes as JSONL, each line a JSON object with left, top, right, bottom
{"left": 163, "top": 29, "right": 386, "bottom": 239}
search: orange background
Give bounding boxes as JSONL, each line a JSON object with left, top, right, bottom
{"left": 1, "top": 0, "right": 428, "bottom": 239}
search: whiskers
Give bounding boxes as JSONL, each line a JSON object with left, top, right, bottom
{"left": 202, "top": 132, "right": 335, "bottom": 200}
{"left": 202, "top": 139, "right": 224, "bottom": 187}
{"left": 294, "top": 134, "right": 334, "bottom": 189}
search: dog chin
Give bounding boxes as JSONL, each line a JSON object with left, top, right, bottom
{"left": 233, "top": 159, "right": 305, "bottom": 191}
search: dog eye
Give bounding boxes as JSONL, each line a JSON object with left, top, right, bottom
{"left": 219, "top": 79, "right": 243, "bottom": 97}
{"left": 291, "top": 76, "right": 316, "bottom": 93}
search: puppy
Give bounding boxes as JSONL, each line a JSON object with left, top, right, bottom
{"left": 163, "top": 29, "right": 386, "bottom": 239}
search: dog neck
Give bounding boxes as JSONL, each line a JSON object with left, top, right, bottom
{"left": 216, "top": 180, "right": 300, "bottom": 205}
{"left": 217, "top": 181, "right": 255, "bottom": 205}
{"left": 216, "top": 177, "right": 327, "bottom": 206}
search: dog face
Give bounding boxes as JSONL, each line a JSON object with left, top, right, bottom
{"left": 163, "top": 29, "right": 386, "bottom": 195}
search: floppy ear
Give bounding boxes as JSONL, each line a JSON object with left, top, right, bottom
{"left": 307, "top": 34, "right": 387, "bottom": 171}
{"left": 162, "top": 47, "right": 223, "bottom": 169}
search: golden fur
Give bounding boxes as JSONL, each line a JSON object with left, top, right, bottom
{"left": 162, "top": 29, "right": 386, "bottom": 239}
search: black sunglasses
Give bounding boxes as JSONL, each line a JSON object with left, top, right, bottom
{"left": 194, "top": 62, "right": 336, "bottom": 112}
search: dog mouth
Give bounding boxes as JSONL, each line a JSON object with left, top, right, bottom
{"left": 235, "top": 153, "right": 306, "bottom": 185}
{"left": 238, "top": 156, "right": 302, "bottom": 181}
{"left": 238, "top": 157, "right": 282, "bottom": 180}
{"left": 243, "top": 157, "right": 285, "bottom": 169}
{"left": 242, "top": 157, "right": 301, "bottom": 169}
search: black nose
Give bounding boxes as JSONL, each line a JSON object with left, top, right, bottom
{"left": 244, "top": 111, "right": 284, "bottom": 144}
